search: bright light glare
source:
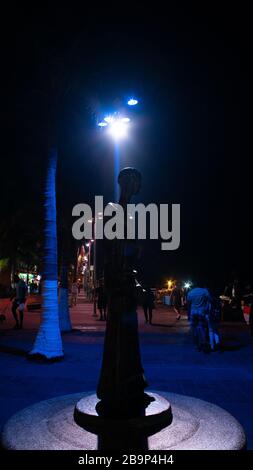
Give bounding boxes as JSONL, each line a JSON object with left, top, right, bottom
{"left": 127, "top": 98, "right": 138, "bottom": 106}
{"left": 184, "top": 282, "right": 191, "bottom": 289}
{"left": 104, "top": 116, "right": 114, "bottom": 123}
{"left": 98, "top": 122, "right": 107, "bottom": 127}
{"left": 108, "top": 120, "right": 128, "bottom": 140}
{"left": 121, "top": 117, "right": 130, "bottom": 122}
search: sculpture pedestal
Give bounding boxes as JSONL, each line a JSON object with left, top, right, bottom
{"left": 74, "top": 392, "right": 172, "bottom": 447}
{"left": 1, "top": 391, "right": 246, "bottom": 450}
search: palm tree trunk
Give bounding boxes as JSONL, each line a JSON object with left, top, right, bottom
{"left": 30, "top": 147, "right": 63, "bottom": 359}
{"left": 59, "top": 263, "right": 72, "bottom": 331}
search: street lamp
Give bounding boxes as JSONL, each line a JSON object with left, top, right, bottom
{"left": 85, "top": 242, "right": 91, "bottom": 285}
{"left": 127, "top": 98, "right": 138, "bottom": 106}
{"left": 98, "top": 114, "right": 131, "bottom": 202}
{"left": 167, "top": 280, "right": 173, "bottom": 290}
{"left": 108, "top": 120, "right": 128, "bottom": 140}
{"left": 184, "top": 282, "right": 191, "bottom": 290}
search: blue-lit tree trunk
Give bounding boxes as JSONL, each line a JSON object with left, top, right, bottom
{"left": 59, "top": 263, "right": 72, "bottom": 331}
{"left": 30, "top": 148, "right": 63, "bottom": 359}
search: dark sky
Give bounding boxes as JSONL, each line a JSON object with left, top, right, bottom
{"left": 2, "top": 2, "right": 252, "bottom": 288}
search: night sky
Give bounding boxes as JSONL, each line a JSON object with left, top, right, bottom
{"left": 2, "top": 3, "right": 251, "bottom": 289}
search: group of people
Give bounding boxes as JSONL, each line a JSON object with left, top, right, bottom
{"left": 8, "top": 274, "right": 253, "bottom": 351}
{"left": 141, "top": 283, "right": 221, "bottom": 353}
{"left": 187, "top": 283, "right": 221, "bottom": 352}
{"left": 140, "top": 281, "right": 221, "bottom": 352}
{"left": 9, "top": 276, "right": 83, "bottom": 329}
{"left": 170, "top": 279, "right": 253, "bottom": 351}
{"left": 170, "top": 281, "right": 222, "bottom": 352}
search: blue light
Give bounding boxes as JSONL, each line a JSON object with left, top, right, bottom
{"left": 127, "top": 98, "right": 138, "bottom": 106}
{"left": 98, "top": 122, "right": 108, "bottom": 127}
{"left": 104, "top": 116, "right": 115, "bottom": 123}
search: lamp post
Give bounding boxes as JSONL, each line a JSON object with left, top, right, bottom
{"left": 85, "top": 241, "right": 91, "bottom": 293}
{"left": 88, "top": 218, "right": 98, "bottom": 317}
{"left": 98, "top": 111, "right": 134, "bottom": 202}
{"left": 103, "top": 117, "right": 129, "bottom": 202}
{"left": 93, "top": 220, "right": 97, "bottom": 317}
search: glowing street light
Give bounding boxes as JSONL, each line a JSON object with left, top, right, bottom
{"left": 98, "top": 115, "right": 130, "bottom": 141}
{"left": 184, "top": 282, "right": 191, "bottom": 289}
{"left": 107, "top": 119, "right": 128, "bottom": 140}
{"left": 167, "top": 280, "right": 173, "bottom": 289}
{"left": 97, "top": 98, "right": 139, "bottom": 201}
{"left": 127, "top": 98, "right": 138, "bottom": 106}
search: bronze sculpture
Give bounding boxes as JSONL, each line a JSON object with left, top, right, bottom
{"left": 96, "top": 167, "right": 152, "bottom": 418}
{"left": 74, "top": 167, "right": 172, "bottom": 448}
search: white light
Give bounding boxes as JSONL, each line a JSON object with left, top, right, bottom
{"left": 127, "top": 98, "right": 138, "bottom": 106}
{"left": 85, "top": 243, "right": 90, "bottom": 247}
{"left": 121, "top": 117, "right": 130, "bottom": 122}
{"left": 104, "top": 116, "right": 114, "bottom": 123}
{"left": 98, "top": 122, "right": 107, "bottom": 127}
{"left": 108, "top": 120, "right": 128, "bottom": 140}
{"left": 184, "top": 282, "right": 191, "bottom": 289}
{"left": 88, "top": 219, "right": 93, "bottom": 223}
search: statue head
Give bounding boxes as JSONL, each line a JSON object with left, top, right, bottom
{"left": 118, "top": 167, "right": 141, "bottom": 203}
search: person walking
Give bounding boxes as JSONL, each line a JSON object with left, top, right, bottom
{"left": 206, "top": 296, "right": 221, "bottom": 351}
{"left": 77, "top": 281, "right": 82, "bottom": 295}
{"left": 71, "top": 280, "right": 78, "bottom": 307}
{"left": 142, "top": 287, "right": 155, "bottom": 325}
{"left": 96, "top": 280, "right": 107, "bottom": 321}
{"left": 171, "top": 283, "right": 183, "bottom": 320}
{"left": 187, "top": 281, "right": 211, "bottom": 352}
{"left": 11, "top": 274, "right": 28, "bottom": 329}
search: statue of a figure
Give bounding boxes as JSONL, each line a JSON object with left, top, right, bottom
{"left": 96, "top": 168, "right": 152, "bottom": 418}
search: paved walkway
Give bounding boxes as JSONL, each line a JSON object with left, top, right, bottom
{"left": 0, "top": 291, "right": 253, "bottom": 448}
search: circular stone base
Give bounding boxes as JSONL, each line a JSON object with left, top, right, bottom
{"left": 1, "top": 391, "right": 246, "bottom": 450}
{"left": 74, "top": 392, "right": 172, "bottom": 434}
